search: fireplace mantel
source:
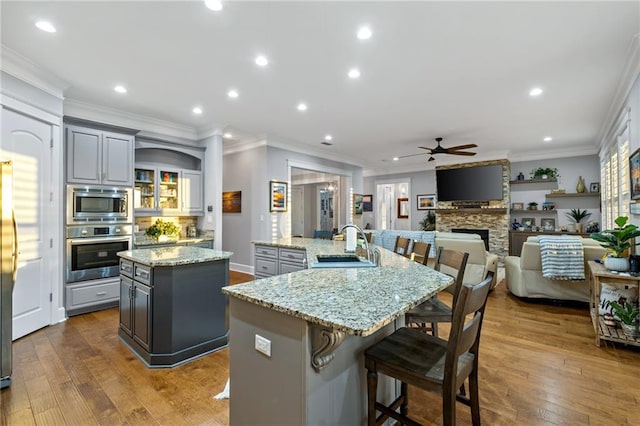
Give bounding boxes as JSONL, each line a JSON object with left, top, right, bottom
{"left": 436, "top": 208, "right": 507, "bottom": 214}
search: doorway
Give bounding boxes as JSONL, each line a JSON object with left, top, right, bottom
{"left": 375, "top": 179, "right": 411, "bottom": 230}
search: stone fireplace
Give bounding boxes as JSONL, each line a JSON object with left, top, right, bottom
{"left": 452, "top": 228, "right": 489, "bottom": 250}
{"left": 435, "top": 159, "right": 510, "bottom": 260}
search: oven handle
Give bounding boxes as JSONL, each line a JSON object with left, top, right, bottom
{"left": 68, "top": 236, "right": 132, "bottom": 245}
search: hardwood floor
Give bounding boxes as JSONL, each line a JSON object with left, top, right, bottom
{"left": 2, "top": 271, "right": 639, "bottom": 425}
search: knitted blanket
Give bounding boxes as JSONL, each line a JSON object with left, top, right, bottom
{"left": 538, "top": 236, "right": 585, "bottom": 280}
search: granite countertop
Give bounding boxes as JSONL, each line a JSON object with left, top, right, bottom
{"left": 222, "top": 238, "right": 453, "bottom": 336}
{"left": 133, "top": 234, "right": 214, "bottom": 247}
{"left": 118, "top": 246, "right": 232, "bottom": 267}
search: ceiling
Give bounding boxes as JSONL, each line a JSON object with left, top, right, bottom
{"left": 1, "top": 1, "right": 638, "bottom": 176}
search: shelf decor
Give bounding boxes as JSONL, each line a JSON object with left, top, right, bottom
{"left": 269, "top": 181, "right": 288, "bottom": 212}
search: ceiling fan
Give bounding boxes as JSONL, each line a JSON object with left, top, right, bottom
{"left": 418, "top": 137, "right": 478, "bottom": 162}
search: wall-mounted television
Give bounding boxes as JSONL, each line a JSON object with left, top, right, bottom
{"left": 436, "top": 164, "right": 504, "bottom": 202}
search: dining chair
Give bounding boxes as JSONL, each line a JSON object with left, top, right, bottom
{"left": 364, "top": 272, "right": 494, "bottom": 426}
{"left": 409, "top": 241, "right": 431, "bottom": 265}
{"left": 393, "top": 236, "right": 411, "bottom": 257}
{"left": 405, "top": 247, "right": 469, "bottom": 336}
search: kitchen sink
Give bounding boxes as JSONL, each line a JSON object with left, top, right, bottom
{"left": 309, "top": 254, "right": 377, "bottom": 268}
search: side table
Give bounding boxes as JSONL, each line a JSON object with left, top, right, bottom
{"left": 587, "top": 261, "right": 640, "bottom": 347}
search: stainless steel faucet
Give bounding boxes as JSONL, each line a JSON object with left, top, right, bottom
{"left": 339, "top": 224, "right": 380, "bottom": 266}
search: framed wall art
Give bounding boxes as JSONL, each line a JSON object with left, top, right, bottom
{"left": 589, "top": 182, "right": 600, "bottom": 193}
{"left": 417, "top": 194, "right": 436, "bottom": 210}
{"left": 630, "top": 148, "right": 640, "bottom": 199}
{"left": 397, "top": 197, "right": 409, "bottom": 218}
{"left": 540, "top": 218, "right": 555, "bottom": 231}
{"left": 362, "top": 194, "right": 373, "bottom": 212}
{"left": 353, "top": 194, "right": 363, "bottom": 215}
{"left": 222, "top": 191, "right": 242, "bottom": 213}
{"left": 269, "top": 181, "right": 288, "bottom": 212}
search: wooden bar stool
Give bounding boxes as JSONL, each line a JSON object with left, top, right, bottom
{"left": 409, "top": 241, "right": 431, "bottom": 265}
{"left": 393, "top": 236, "right": 411, "bottom": 257}
{"left": 364, "top": 273, "right": 494, "bottom": 426}
{"left": 405, "top": 248, "right": 469, "bottom": 336}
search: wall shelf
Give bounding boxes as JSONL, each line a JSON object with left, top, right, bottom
{"left": 510, "top": 178, "right": 557, "bottom": 185}
{"left": 545, "top": 192, "right": 600, "bottom": 198}
{"left": 511, "top": 209, "right": 557, "bottom": 215}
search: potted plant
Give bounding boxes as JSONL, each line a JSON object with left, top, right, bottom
{"left": 527, "top": 201, "right": 539, "bottom": 211}
{"left": 531, "top": 167, "right": 560, "bottom": 180}
{"left": 145, "top": 218, "right": 180, "bottom": 242}
{"left": 565, "top": 208, "right": 591, "bottom": 233}
{"left": 590, "top": 216, "right": 640, "bottom": 271}
{"left": 606, "top": 300, "right": 639, "bottom": 338}
{"left": 419, "top": 210, "right": 436, "bottom": 231}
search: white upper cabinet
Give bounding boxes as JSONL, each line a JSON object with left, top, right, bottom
{"left": 181, "top": 170, "right": 203, "bottom": 213}
{"left": 66, "top": 124, "right": 134, "bottom": 186}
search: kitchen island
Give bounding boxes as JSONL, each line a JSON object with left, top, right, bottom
{"left": 117, "top": 246, "right": 232, "bottom": 367}
{"left": 222, "top": 238, "right": 453, "bottom": 425}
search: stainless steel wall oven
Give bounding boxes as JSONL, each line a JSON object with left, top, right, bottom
{"left": 67, "top": 185, "right": 132, "bottom": 224}
{"left": 66, "top": 224, "right": 132, "bottom": 283}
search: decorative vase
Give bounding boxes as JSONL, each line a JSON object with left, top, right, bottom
{"left": 620, "top": 323, "right": 639, "bottom": 338}
{"left": 576, "top": 176, "right": 586, "bottom": 193}
{"left": 158, "top": 235, "right": 170, "bottom": 243}
{"left": 604, "top": 256, "right": 629, "bottom": 272}
{"left": 576, "top": 223, "right": 583, "bottom": 233}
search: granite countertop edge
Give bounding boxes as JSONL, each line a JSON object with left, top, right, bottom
{"left": 118, "top": 246, "right": 233, "bottom": 267}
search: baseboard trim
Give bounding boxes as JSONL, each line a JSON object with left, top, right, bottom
{"left": 230, "top": 262, "right": 253, "bottom": 275}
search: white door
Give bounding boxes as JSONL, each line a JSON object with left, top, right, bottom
{"left": 291, "top": 186, "right": 304, "bottom": 236}
{"left": 1, "top": 108, "right": 53, "bottom": 339}
{"left": 376, "top": 184, "right": 394, "bottom": 230}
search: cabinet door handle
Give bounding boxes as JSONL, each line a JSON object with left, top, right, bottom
{"left": 262, "top": 266, "right": 268, "bottom": 270}
{"left": 96, "top": 291, "right": 107, "bottom": 296}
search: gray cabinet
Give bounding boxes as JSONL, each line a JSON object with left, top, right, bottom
{"left": 65, "top": 276, "right": 120, "bottom": 316}
{"left": 254, "top": 244, "right": 306, "bottom": 278}
{"left": 119, "top": 260, "right": 152, "bottom": 351}
{"left": 66, "top": 124, "right": 134, "bottom": 186}
{"left": 117, "top": 256, "right": 229, "bottom": 367}
{"left": 181, "top": 170, "right": 203, "bottom": 213}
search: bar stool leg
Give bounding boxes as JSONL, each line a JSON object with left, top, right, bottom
{"left": 367, "top": 369, "right": 378, "bottom": 426}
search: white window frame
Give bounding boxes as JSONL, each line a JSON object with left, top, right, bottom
{"left": 601, "top": 108, "right": 631, "bottom": 229}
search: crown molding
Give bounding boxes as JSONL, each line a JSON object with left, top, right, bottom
{"left": 223, "top": 138, "right": 267, "bottom": 156}
{"left": 0, "top": 45, "right": 69, "bottom": 99}
{"left": 266, "top": 135, "right": 365, "bottom": 169}
{"left": 596, "top": 33, "right": 640, "bottom": 149}
{"left": 63, "top": 98, "right": 198, "bottom": 140}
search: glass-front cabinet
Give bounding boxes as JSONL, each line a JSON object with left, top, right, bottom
{"left": 134, "top": 164, "right": 202, "bottom": 215}
{"left": 158, "top": 169, "right": 180, "bottom": 210}
{"left": 134, "top": 168, "right": 156, "bottom": 210}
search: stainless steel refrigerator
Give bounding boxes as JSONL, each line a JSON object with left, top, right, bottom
{"left": 1, "top": 160, "right": 15, "bottom": 389}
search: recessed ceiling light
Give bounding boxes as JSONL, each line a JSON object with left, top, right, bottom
{"left": 35, "top": 20, "right": 56, "bottom": 33}
{"left": 393, "top": 157, "right": 399, "bottom": 161}
{"left": 204, "top": 0, "right": 223, "bottom": 11}
{"left": 192, "top": 107, "right": 203, "bottom": 115}
{"left": 224, "top": 132, "right": 232, "bottom": 138}
{"left": 529, "top": 87, "right": 543, "bottom": 97}
{"left": 357, "top": 25, "right": 372, "bottom": 40}
{"left": 348, "top": 68, "right": 361, "bottom": 79}
{"left": 227, "top": 89, "right": 239, "bottom": 98}
{"left": 543, "top": 136, "right": 553, "bottom": 142}
{"left": 297, "top": 103, "right": 307, "bottom": 111}
{"left": 255, "top": 55, "right": 269, "bottom": 67}
{"left": 114, "top": 85, "right": 127, "bottom": 94}
{"left": 324, "top": 134, "right": 333, "bottom": 141}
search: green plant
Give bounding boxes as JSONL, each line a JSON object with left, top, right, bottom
{"left": 606, "top": 300, "right": 640, "bottom": 325}
{"left": 590, "top": 216, "right": 640, "bottom": 258}
{"left": 419, "top": 210, "right": 436, "bottom": 231}
{"left": 565, "top": 208, "right": 591, "bottom": 224}
{"left": 145, "top": 219, "right": 180, "bottom": 239}
{"left": 527, "top": 201, "right": 538, "bottom": 210}
{"left": 530, "top": 167, "right": 560, "bottom": 179}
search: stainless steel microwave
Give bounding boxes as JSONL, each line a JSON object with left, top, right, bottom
{"left": 66, "top": 185, "right": 132, "bottom": 224}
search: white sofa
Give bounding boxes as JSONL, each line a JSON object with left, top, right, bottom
{"left": 504, "top": 236, "right": 607, "bottom": 302}
{"left": 372, "top": 230, "right": 498, "bottom": 288}
{"left": 435, "top": 232, "right": 499, "bottom": 289}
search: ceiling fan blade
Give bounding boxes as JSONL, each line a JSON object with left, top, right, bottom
{"left": 397, "top": 152, "right": 428, "bottom": 159}
{"left": 447, "top": 143, "right": 478, "bottom": 150}
{"left": 449, "top": 151, "right": 477, "bottom": 156}
{"left": 418, "top": 146, "right": 434, "bottom": 152}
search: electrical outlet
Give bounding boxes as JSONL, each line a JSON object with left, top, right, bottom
{"left": 255, "top": 334, "right": 271, "bottom": 357}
